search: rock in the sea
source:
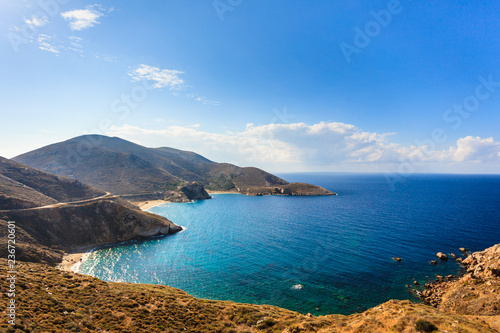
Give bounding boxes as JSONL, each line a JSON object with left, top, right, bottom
{"left": 436, "top": 252, "right": 448, "bottom": 260}
{"left": 450, "top": 253, "right": 457, "bottom": 259}
{"left": 393, "top": 257, "right": 402, "bottom": 262}
{"left": 459, "top": 247, "right": 467, "bottom": 253}
{"left": 430, "top": 260, "right": 438, "bottom": 265}
{"left": 456, "top": 257, "right": 463, "bottom": 263}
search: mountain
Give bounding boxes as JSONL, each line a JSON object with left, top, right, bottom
{"left": 0, "top": 156, "right": 105, "bottom": 209}
{"left": 13, "top": 135, "right": 335, "bottom": 197}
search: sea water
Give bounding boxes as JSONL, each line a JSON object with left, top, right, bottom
{"left": 79, "top": 173, "right": 500, "bottom": 315}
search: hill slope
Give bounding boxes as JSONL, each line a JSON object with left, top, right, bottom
{"left": 0, "top": 156, "right": 105, "bottom": 209}
{"left": 0, "top": 257, "right": 497, "bottom": 332}
{"left": 0, "top": 158, "right": 182, "bottom": 265}
{"left": 13, "top": 135, "right": 335, "bottom": 196}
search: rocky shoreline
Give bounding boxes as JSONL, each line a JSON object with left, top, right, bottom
{"left": 418, "top": 244, "right": 500, "bottom": 321}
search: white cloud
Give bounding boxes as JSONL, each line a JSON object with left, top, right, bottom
{"left": 37, "top": 34, "right": 61, "bottom": 54}
{"left": 105, "top": 122, "right": 500, "bottom": 173}
{"left": 450, "top": 136, "right": 500, "bottom": 162}
{"left": 61, "top": 5, "right": 105, "bottom": 31}
{"left": 95, "top": 54, "right": 117, "bottom": 62}
{"left": 190, "top": 94, "right": 220, "bottom": 106}
{"left": 25, "top": 15, "right": 48, "bottom": 28}
{"left": 129, "top": 64, "right": 185, "bottom": 90}
{"left": 129, "top": 65, "right": 219, "bottom": 104}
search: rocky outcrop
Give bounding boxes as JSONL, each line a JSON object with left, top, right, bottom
{"left": 179, "top": 182, "right": 211, "bottom": 200}
{"left": 436, "top": 252, "right": 448, "bottom": 260}
{"left": 421, "top": 244, "right": 500, "bottom": 323}
{"left": 0, "top": 199, "right": 182, "bottom": 252}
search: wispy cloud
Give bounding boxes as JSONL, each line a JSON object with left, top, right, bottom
{"left": 129, "top": 64, "right": 220, "bottom": 105}
{"left": 37, "top": 34, "right": 61, "bottom": 54}
{"left": 105, "top": 122, "right": 500, "bottom": 173}
{"left": 129, "top": 64, "right": 186, "bottom": 90}
{"left": 67, "top": 36, "right": 84, "bottom": 53}
{"left": 95, "top": 54, "right": 117, "bottom": 62}
{"left": 25, "top": 15, "right": 48, "bottom": 28}
{"left": 186, "top": 93, "right": 220, "bottom": 106}
{"left": 61, "top": 5, "right": 107, "bottom": 31}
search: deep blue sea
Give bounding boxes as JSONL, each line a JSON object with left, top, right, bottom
{"left": 79, "top": 173, "right": 500, "bottom": 315}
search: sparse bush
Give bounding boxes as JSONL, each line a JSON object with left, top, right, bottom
{"left": 415, "top": 319, "right": 438, "bottom": 332}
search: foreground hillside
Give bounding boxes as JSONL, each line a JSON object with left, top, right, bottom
{"left": 0, "top": 253, "right": 498, "bottom": 333}
{"left": 13, "top": 135, "right": 335, "bottom": 197}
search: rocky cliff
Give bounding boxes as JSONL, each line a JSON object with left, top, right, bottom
{"left": 180, "top": 182, "right": 212, "bottom": 200}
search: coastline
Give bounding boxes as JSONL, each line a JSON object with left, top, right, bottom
{"left": 133, "top": 199, "right": 169, "bottom": 210}
{"left": 57, "top": 245, "right": 96, "bottom": 272}
{"left": 58, "top": 199, "right": 179, "bottom": 273}
{"left": 206, "top": 190, "right": 240, "bottom": 194}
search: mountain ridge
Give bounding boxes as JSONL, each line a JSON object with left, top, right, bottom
{"left": 13, "top": 135, "right": 336, "bottom": 197}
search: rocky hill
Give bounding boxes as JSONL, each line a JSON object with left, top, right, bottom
{"left": 0, "top": 158, "right": 182, "bottom": 265}
{"left": 0, "top": 197, "right": 182, "bottom": 266}
{"left": 1, "top": 255, "right": 498, "bottom": 332}
{"left": 0, "top": 156, "right": 105, "bottom": 209}
{"left": 13, "top": 135, "right": 335, "bottom": 197}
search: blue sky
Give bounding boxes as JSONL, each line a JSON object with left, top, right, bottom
{"left": 1, "top": 0, "right": 499, "bottom": 173}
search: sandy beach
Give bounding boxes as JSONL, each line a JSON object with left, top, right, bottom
{"left": 206, "top": 190, "right": 240, "bottom": 195}
{"left": 57, "top": 245, "right": 96, "bottom": 272}
{"left": 133, "top": 200, "right": 169, "bottom": 210}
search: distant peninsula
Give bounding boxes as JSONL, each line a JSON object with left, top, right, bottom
{"left": 13, "top": 134, "right": 336, "bottom": 201}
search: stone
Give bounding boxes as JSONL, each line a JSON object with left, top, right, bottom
{"left": 393, "top": 257, "right": 402, "bottom": 262}
{"left": 450, "top": 253, "right": 457, "bottom": 259}
{"left": 459, "top": 247, "right": 467, "bottom": 253}
{"left": 430, "top": 260, "right": 438, "bottom": 265}
{"left": 436, "top": 252, "right": 448, "bottom": 260}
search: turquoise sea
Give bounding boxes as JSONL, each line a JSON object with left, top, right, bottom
{"left": 79, "top": 173, "right": 500, "bottom": 315}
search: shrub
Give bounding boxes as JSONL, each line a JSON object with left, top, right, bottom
{"left": 415, "top": 319, "right": 438, "bottom": 332}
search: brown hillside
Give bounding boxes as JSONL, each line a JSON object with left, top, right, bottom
{"left": 0, "top": 259, "right": 497, "bottom": 332}
{"left": 13, "top": 135, "right": 335, "bottom": 197}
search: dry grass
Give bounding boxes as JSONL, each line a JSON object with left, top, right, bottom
{"left": 1, "top": 259, "right": 498, "bottom": 332}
